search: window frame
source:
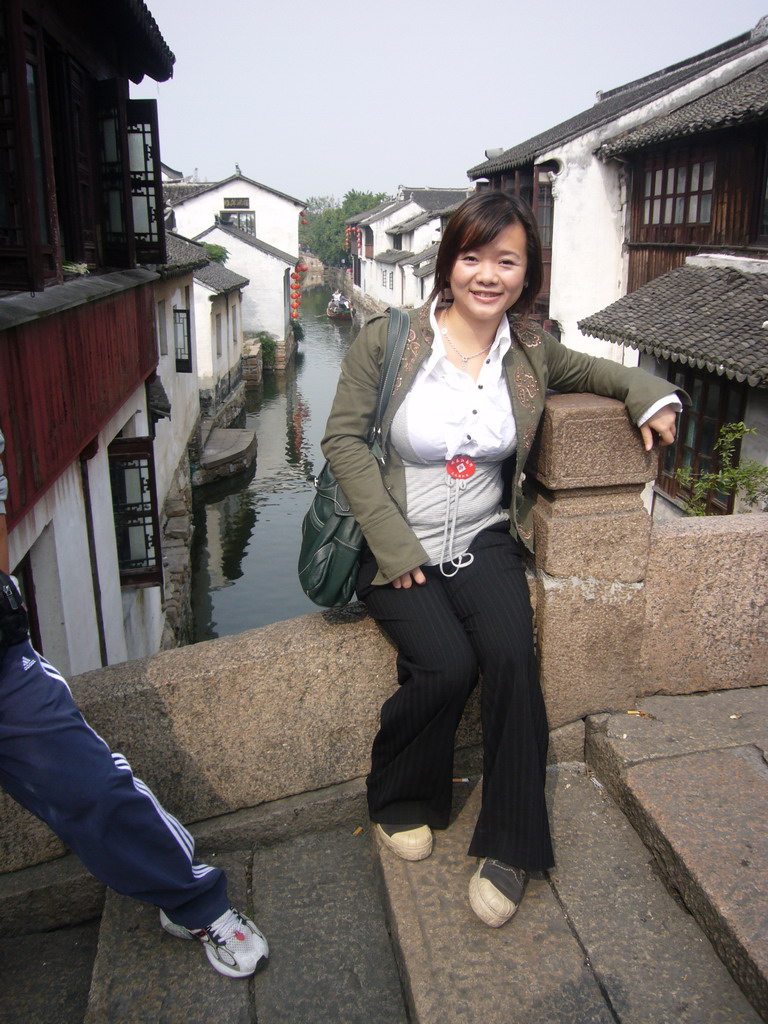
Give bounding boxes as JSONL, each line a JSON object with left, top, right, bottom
{"left": 0, "top": 3, "right": 165, "bottom": 291}
{"left": 755, "top": 140, "right": 768, "bottom": 245}
{"left": 108, "top": 435, "right": 163, "bottom": 588}
{"left": 220, "top": 209, "right": 255, "bottom": 235}
{"left": 657, "top": 365, "right": 746, "bottom": 514}
{"left": 637, "top": 146, "right": 716, "bottom": 239}
{"left": 174, "top": 307, "right": 192, "bottom": 372}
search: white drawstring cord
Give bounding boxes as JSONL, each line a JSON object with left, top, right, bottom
{"left": 439, "top": 476, "right": 474, "bottom": 577}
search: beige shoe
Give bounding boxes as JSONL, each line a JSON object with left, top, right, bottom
{"left": 376, "top": 823, "right": 433, "bottom": 861}
{"left": 469, "top": 858, "right": 527, "bottom": 927}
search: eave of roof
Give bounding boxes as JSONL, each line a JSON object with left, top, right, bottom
{"left": 598, "top": 60, "right": 768, "bottom": 157}
{"left": 578, "top": 260, "right": 768, "bottom": 386}
{"left": 194, "top": 263, "right": 250, "bottom": 294}
{"left": 107, "top": 0, "right": 175, "bottom": 83}
{"left": 467, "top": 25, "right": 765, "bottom": 178}
{"left": 346, "top": 198, "right": 397, "bottom": 225}
{"left": 374, "top": 249, "right": 414, "bottom": 265}
{"left": 357, "top": 200, "right": 412, "bottom": 226}
{"left": 164, "top": 173, "right": 305, "bottom": 208}
{"left": 161, "top": 232, "right": 209, "bottom": 274}
{"left": 399, "top": 242, "right": 440, "bottom": 267}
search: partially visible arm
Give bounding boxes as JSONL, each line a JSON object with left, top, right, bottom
{"left": 321, "top": 317, "right": 428, "bottom": 584}
{"left": 541, "top": 333, "right": 688, "bottom": 433}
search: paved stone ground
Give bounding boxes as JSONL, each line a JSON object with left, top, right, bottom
{"left": 0, "top": 920, "right": 99, "bottom": 1024}
{"left": 1, "top": 687, "right": 765, "bottom": 1024}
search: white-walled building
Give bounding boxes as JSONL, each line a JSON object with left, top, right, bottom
{"left": 348, "top": 187, "right": 469, "bottom": 309}
{"left": 162, "top": 233, "right": 248, "bottom": 420}
{"left": 163, "top": 172, "right": 305, "bottom": 342}
{"left": 194, "top": 224, "right": 293, "bottom": 345}
{"left": 467, "top": 18, "right": 768, "bottom": 360}
{"left": 193, "top": 259, "right": 249, "bottom": 417}
{"left": 468, "top": 20, "right": 768, "bottom": 519}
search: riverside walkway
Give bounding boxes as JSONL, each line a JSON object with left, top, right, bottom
{"left": 1, "top": 684, "right": 766, "bottom": 1023}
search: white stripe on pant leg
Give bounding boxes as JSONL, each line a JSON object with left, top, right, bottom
{"left": 33, "top": 648, "right": 206, "bottom": 871}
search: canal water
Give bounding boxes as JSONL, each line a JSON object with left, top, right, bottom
{"left": 190, "top": 285, "right": 357, "bottom": 640}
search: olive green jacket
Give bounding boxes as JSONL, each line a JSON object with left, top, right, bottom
{"left": 321, "top": 303, "right": 681, "bottom": 585}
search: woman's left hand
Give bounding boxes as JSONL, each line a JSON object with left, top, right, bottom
{"left": 640, "top": 404, "right": 679, "bottom": 451}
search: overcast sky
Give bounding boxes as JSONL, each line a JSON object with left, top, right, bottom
{"left": 132, "top": 0, "right": 767, "bottom": 204}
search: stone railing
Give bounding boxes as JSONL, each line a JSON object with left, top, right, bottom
{"left": 2, "top": 394, "right": 766, "bottom": 875}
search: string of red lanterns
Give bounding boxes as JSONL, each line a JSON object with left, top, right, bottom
{"left": 290, "top": 263, "right": 309, "bottom": 321}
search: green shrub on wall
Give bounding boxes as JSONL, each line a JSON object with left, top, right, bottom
{"left": 254, "top": 331, "right": 277, "bottom": 370}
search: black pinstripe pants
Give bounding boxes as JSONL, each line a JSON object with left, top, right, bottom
{"left": 357, "top": 524, "right": 554, "bottom": 871}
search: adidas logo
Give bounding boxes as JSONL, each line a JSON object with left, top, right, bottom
{"left": 21, "top": 656, "right": 36, "bottom": 672}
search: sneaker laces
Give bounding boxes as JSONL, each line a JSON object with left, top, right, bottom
{"left": 205, "top": 907, "right": 252, "bottom": 948}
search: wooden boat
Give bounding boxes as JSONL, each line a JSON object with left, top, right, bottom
{"left": 327, "top": 298, "right": 353, "bottom": 321}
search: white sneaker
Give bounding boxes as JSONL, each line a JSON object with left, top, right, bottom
{"left": 160, "top": 905, "right": 269, "bottom": 978}
{"left": 376, "top": 823, "right": 433, "bottom": 861}
{"left": 469, "top": 859, "right": 528, "bottom": 928}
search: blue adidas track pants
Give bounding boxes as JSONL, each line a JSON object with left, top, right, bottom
{"left": 0, "top": 640, "right": 228, "bottom": 929}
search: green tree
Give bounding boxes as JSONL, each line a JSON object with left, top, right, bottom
{"left": 674, "top": 422, "right": 768, "bottom": 515}
{"left": 301, "top": 190, "right": 388, "bottom": 267}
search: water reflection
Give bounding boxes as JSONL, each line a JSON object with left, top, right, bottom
{"left": 190, "top": 285, "right": 357, "bottom": 639}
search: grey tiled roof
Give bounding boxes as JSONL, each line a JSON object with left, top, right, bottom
{"left": 194, "top": 262, "right": 250, "bottom": 293}
{"left": 350, "top": 192, "right": 467, "bottom": 228}
{"left": 163, "top": 183, "right": 210, "bottom": 205}
{"left": 197, "top": 224, "right": 297, "bottom": 264}
{"left": 163, "top": 174, "right": 305, "bottom": 208}
{"left": 387, "top": 202, "right": 463, "bottom": 235}
{"left": 356, "top": 200, "right": 411, "bottom": 226}
{"left": 163, "top": 232, "right": 209, "bottom": 271}
{"left": 578, "top": 262, "right": 768, "bottom": 386}
{"left": 599, "top": 61, "right": 768, "bottom": 156}
{"left": 400, "top": 242, "right": 440, "bottom": 267}
{"left": 346, "top": 199, "right": 396, "bottom": 226}
{"left": 399, "top": 188, "right": 470, "bottom": 210}
{"left": 468, "top": 25, "right": 766, "bottom": 177}
{"left": 413, "top": 257, "right": 437, "bottom": 280}
{"left": 374, "top": 249, "right": 414, "bottom": 265}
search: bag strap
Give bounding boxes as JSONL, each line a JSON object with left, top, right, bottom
{"left": 369, "top": 307, "right": 410, "bottom": 461}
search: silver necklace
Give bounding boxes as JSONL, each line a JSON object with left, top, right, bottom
{"left": 440, "top": 313, "right": 493, "bottom": 366}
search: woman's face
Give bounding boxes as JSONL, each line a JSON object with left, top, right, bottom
{"left": 448, "top": 221, "right": 528, "bottom": 325}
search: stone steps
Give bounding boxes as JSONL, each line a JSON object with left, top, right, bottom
{"left": 2, "top": 687, "right": 766, "bottom": 1023}
{"left": 81, "top": 830, "right": 407, "bottom": 1024}
{"left": 376, "top": 767, "right": 763, "bottom": 1024}
{"left": 585, "top": 687, "right": 768, "bottom": 1021}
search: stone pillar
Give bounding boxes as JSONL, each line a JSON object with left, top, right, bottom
{"left": 528, "top": 394, "right": 659, "bottom": 727}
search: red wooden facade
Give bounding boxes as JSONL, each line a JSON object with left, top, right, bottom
{"left": 0, "top": 282, "right": 157, "bottom": 527}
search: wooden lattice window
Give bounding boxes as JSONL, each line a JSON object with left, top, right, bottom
{"left": 642, "top": 152, "right": 715, "bottom": 227}
{"left": 108, "top": 436, "right": 162, "bottom": 588}
{"left": 174, "top": 307, "right": 192, "bottom": 372}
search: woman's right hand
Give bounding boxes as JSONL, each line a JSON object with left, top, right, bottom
{"left": 391, "top": 567, "right": 427, "bottom": 589}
